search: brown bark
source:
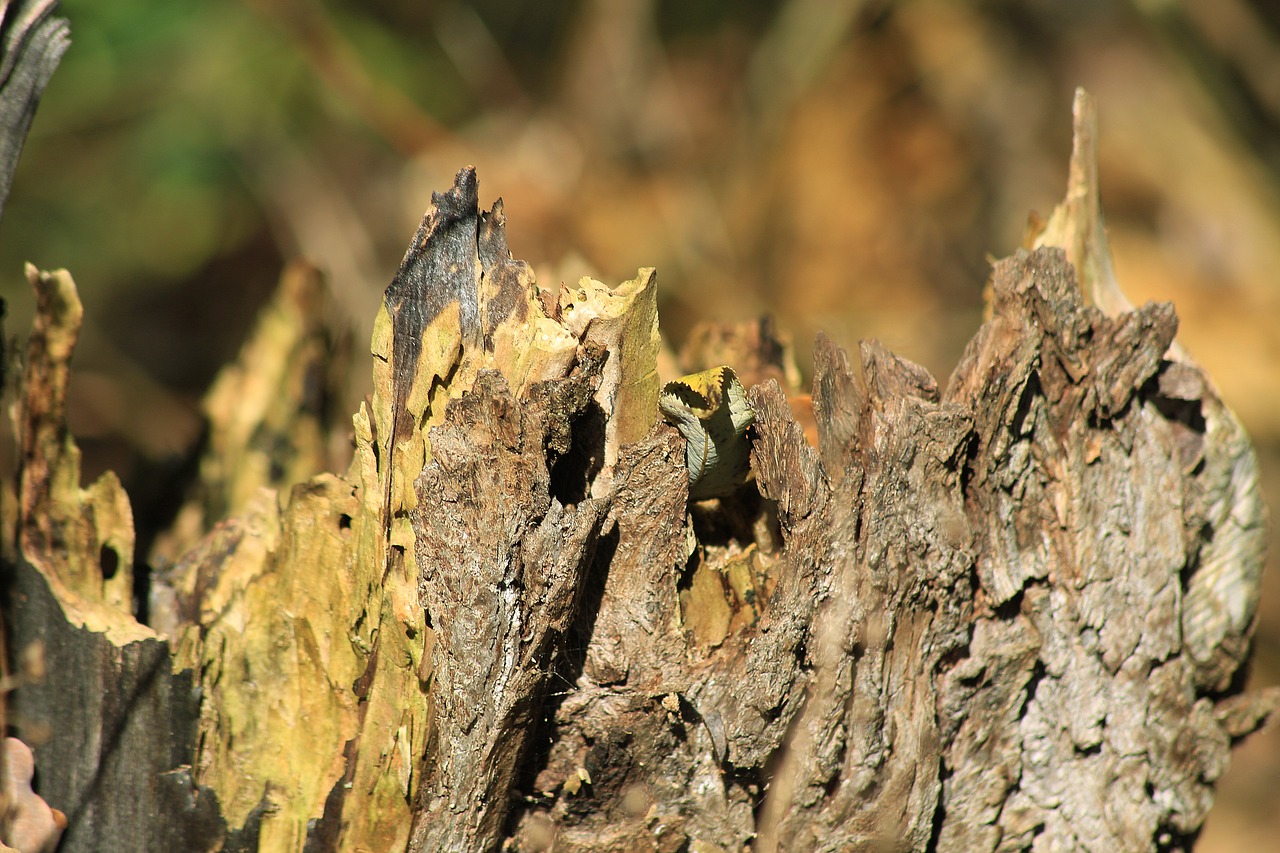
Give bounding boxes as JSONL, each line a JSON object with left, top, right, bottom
{"left": 3, "top": 91, "right": 1276, "bottom": 853}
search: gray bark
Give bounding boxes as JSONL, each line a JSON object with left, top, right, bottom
{"left": 0, "top": 0, "right": 68, "bottom": 225}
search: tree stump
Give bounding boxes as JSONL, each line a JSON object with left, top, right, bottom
{"left": 3, "top": 90, "right": 1274, "bottom": 853}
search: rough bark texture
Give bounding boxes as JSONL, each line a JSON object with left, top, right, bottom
{"left": 3, "top": 92, "right": 1276, "bottom": 853}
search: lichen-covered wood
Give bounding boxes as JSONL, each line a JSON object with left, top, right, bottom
{"left": 4, "top": 94, "right": 1275, "bottom": 853}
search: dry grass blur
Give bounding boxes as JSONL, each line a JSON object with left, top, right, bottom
{"left": 2, "top": 0, "right": 1278, "bottom": 846}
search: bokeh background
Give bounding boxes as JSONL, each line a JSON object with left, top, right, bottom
{"left": 2, "top": 1, "right": 1277, "bottom": 846}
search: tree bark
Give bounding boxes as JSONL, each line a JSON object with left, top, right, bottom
{"left": 3, "top": 91, "right": 1276, "bottom": 853}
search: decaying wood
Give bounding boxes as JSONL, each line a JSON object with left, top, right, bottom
{"left": 5, "top": 267, "right": 218, "bottom": 852}
{"left": 3, "top": 89, "right": 1275, "bottom": 853}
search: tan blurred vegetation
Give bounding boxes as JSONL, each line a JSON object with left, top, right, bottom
{"left": 2, "top": 0, "right": 1278, "bottom": 847}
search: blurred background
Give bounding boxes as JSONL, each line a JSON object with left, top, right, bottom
{"left": 2, "top": 0, "right": 1277, "bottom": 846}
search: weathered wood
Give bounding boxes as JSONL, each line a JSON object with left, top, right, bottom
{"left": 0, "top": 0, "right": 68, "bottom": 225}
{"left": 5, "top": 267, "right": 220, "bottom": 852}
{"left": 7, "top": 556, "right": 221, "bottom": 852}
{"left": 3, "top": 93, "right": 1275, "bottom": 853}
